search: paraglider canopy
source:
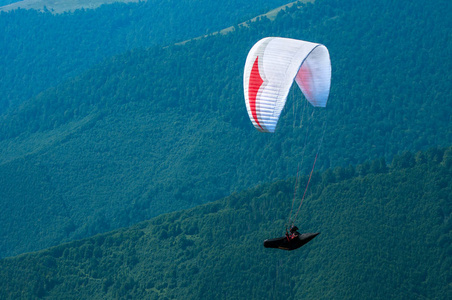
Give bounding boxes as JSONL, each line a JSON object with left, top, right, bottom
{"left": 243, "top": 37, "right": 331, "bottom": 133}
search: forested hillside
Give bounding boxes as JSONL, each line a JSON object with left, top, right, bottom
{"left": 0, "top": 0, "right": 451, "bottom": 258}
{"left": 1, "top": 147, "right": 450, "bottom": 299}
{"left": 0, "top": 0, "right": 16, "bottom": 7}
{"left": 0, "top": 0, "right": 139, "bottom": 13}
{"left": 0, "top": 0, "right": 290, "bottom": 113}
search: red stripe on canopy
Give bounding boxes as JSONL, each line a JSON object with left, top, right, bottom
{"left": 248, "top": 57, "right": 264, "bottom": 131}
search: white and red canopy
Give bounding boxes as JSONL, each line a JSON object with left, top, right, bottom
{"left": 243, "top": 37, "right": 331, "bottom": 133}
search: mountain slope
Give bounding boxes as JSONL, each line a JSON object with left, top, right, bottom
{"left": 0, "top": 0, "right": 290, "bottom": 113}
{"left": 1, "top": 147, "right": 450, "bottom": 299}
{"left": 0, "top": 0, "right": 139, "bottom": 13}
{"left": 0, "top": 0, "right": 450, "bottom": 258}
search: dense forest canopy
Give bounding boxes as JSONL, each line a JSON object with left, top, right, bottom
{"left": 0, "top": 147, "right": 450, "bottom": 299}
{"left": 0, "top": 0, "right": 291, "bottom": 113}
{"left": 0, "top": 0, "right": 16, "bottom": 6}
{"left": 0, "top": 0, "right": 140, "bottom": 13}
{"left": 0, "top": 0, "right": 450, "bottom": 259}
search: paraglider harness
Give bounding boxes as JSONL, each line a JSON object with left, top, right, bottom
{"left": 264, "top": 225, "right": 319, "bottom": 251}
